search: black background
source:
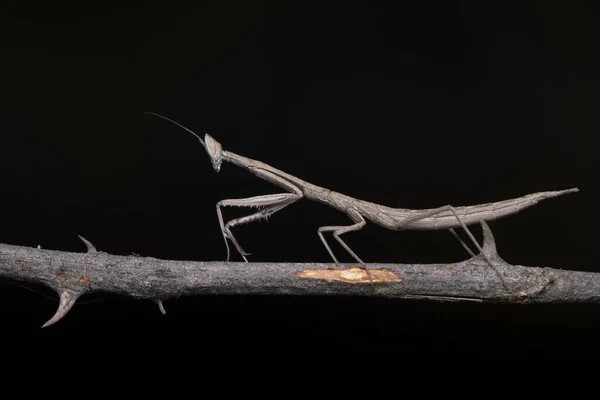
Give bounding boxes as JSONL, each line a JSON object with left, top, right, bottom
{"left": 0, "top": 1, "right": 598, "bottom": 360}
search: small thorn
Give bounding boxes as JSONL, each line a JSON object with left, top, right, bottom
{"left": 37, "top": 244, "right": 42, "bottom": 249}
{"left": 480, "top": 221, "right": 499, "bottom": 259}
{"left": 155, "top": 299, "right": 167, "bottom": 315}
{"left": 77, "top": 235, "right": 97, "bottom": 253}
{"left": 42, "top": 290, "right": 80, "bottom": 328}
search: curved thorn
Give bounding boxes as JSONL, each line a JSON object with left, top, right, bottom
{"left": 155, "top": 299, "right": 167, "bottom": 315}
{"left": 480, "top": 221, "right": 498, "bottom": 258}
{"left": 42, "top": 290, "right": 80, "bottom": 328}
{"left": 77, "top": 235, "right": 97, "bottom": 253}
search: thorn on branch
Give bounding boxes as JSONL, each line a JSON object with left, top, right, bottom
{"left": 77, "top": 235, "right": 97, "bottom": 253}
{"left": 481, "top": 220, "right": 501, "bottom": 260}
{"left": 155, "top": 299, "right": 167, "bottom": 315}
{"left": 42, "top": 289, "right": 80, "bottom": 328}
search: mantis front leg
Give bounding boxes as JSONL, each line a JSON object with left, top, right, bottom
{"left": 216, "top": 169, "right": 303, "bottom": 261}
{"left": 217, "top": 194, "right": 300, "bottom": 261}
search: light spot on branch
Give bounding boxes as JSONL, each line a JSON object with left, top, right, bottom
{"left": 296, "top": 267, "right": 403, "bottom": 284}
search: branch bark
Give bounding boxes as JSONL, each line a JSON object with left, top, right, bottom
{"left": 1, "top": 222, "right": 597, "bottom": 327}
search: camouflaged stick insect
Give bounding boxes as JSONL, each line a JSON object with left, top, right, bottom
{"left": 145, "top": 112, "right": 578, "bottom": 288}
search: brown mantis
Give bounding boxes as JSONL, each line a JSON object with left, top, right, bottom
{"left": 145, "top": 112, "right": 578, "bottom": 288}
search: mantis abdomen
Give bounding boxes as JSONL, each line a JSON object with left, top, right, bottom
{"left": 354, "top": 188, "right": 578, "bottom": 230}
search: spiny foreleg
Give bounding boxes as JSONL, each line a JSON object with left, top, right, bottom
{"left": 217, "top": 193, "right": 301, "bottom": 261}
{"left": 216, "top": 168, "right": 304, "bottom": 261}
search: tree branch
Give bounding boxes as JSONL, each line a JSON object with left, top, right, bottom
{"left": 0, "top": 222, "right": 597, "bottom": 327}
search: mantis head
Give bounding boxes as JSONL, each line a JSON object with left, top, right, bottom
{"left": 143, "top": 112, "right": 225, "bottom": 173}
{"left": 205, "top": 133, "right": 223, "bottom": 172}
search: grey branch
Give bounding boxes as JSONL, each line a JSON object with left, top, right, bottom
{"left": 0, "top": 222, "right": 597, "bottom": 328}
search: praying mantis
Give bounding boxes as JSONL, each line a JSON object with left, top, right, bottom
{"left": 145, "top": 112, "right": 578, "bottom": 288}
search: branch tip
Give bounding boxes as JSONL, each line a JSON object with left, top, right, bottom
{"left": 77, "top": 235, "right": 97, "bottom": 253}
{"left": 42, "top": 290, "right": 80, "bottom": 328}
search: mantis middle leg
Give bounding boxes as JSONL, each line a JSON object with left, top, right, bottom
{"left": 317, "top": 209, "right": 366, "bottom": 264}
{"left": 317, "top": 209, "right": 374, "bottom": 280}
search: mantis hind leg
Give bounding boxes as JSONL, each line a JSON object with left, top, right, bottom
{"left": 449, "top": 228, "right": 476, "bottom": 257}
{"left": 399, "top": 206, "right": 507, "bottom": 289}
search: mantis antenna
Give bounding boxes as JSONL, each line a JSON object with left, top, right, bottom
{"left": 143, "top": 112, "right": 206, "bottom": 147}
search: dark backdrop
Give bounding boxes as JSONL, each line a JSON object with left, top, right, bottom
{"left": 0, "top": 1, "right": 598, "bottom": 360}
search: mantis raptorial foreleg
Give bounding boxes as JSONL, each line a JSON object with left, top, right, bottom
{"left": 217, "top": 168, "right": 303, "bottom": 261}
{"left": 217, "top": 194, "right": 301, "bottom": 261}
{"left": 399, "top": 205, "right": 507, "bottom": 288}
